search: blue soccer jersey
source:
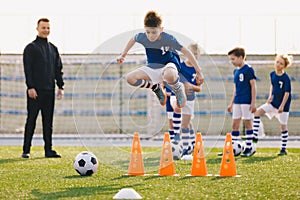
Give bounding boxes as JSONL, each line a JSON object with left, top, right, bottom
{"left": 134, "top": 32, "right": 182, "bottom": 69}
{"left": 179, "top": 62, "right": 197, "bottom": 101}
{"left": 270, "top": 71, "right": 291, "bottom": 111}
{"left": 233, "top": 64, "right": 256, "bottom": 104}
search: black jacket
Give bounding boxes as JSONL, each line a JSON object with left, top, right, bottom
{"left": 23, "top": 36, "right": 64, "bottom": 90}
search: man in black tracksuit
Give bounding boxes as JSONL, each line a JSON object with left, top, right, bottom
{"left": 22, "top": 18, "right": 64, "bottom": 158}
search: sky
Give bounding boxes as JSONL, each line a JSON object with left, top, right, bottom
{"left": 1, "top": 0, "right": 300, "bottom": 54}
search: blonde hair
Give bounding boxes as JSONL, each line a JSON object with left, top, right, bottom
{"left": 276, "top": 54, "right": 293, "bottom": 68}
{"left": 188, "top": 43, "right": 201, "bottom": 55}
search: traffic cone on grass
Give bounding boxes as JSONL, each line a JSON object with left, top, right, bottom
{"left": 157, "top": 132, "right": 177, "bottom": 176}
{"left": 127, "top": 132, "right": 145, "bottom": 176}
{"left": 218, "top": 133, "right": 240, "bottom": 177}
{"left": 188, "top": 133, "right": 211, "bottom": 176}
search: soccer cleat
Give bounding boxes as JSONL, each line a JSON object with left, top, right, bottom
{"left": 45, "top": 150, "right": 61, "bottom": 158}
{"left": 173, "top": 83, "right": 186, "bottom": 108}
{"left": 21, "top": 153, "right": 30, "bottom": 158}
{"left": 217, "top": 152, "right": 223, "bottom": 156}
{"left": 181, "top": 149, "right": 189, "bottom": 157}
{"left": 241, "top": 148, "right": 256, "bottom": 157}
{"left": 171, "top": 133, "right": 181, "bottom": 145}
{"left": 278, "top": 150, "right": 287, "bottom": 156}
{"left": 187, "top": 144, "right": 194, "bottom": 155}
{"left": 253, "top": 138, "right": 258, "bottom": 143}
{"left": 152, "top": 84, "right": 166, "bottom": 106}
{"left": 181, "top": 154, "right": 193, "bottom": 161}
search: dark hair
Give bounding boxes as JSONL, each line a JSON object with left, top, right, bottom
{"left": 144, "top": 11, "right": 162, "bottom": 27}
{"left": 228, "top": 47, "right": 246, "bottom": 58}
{"left": 37, "top": 18, "right": 50, "bottom": 25}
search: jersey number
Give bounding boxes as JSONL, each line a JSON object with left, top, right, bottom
{"left": 192, "top": 73, "right": 196, "bottom": 82}
{"left": 278, "top": 81, "right": 283, "bottom": 89}
{"left": 239, "top": 74, "right": 244, "bottom": 82}
{"left": 161, "top": 46, "right": 170, "bottom": 55}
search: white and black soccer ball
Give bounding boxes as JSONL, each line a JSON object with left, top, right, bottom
{"left": 240, "top": 141, "right": 256, "bottom": 154}
{"left": 171, "top": 142, "right": 183, "bottom": 160}
{"left": 232, "top": 140, "right": 244, "bottom": 156}
{"left": 250, "top": 142, "right": 257, "bottom": 154}
{"left": 74, "top": 151, "right": 99, "bottom": 176}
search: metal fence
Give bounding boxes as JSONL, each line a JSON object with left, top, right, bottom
{"left": 0, "top": 54, "right": 299, "bottom": 136}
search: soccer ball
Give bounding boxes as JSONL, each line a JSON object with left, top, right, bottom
{"left": 250, "top": 142, "right": 257, "bottom": 154}
{"left": 240, "top": 141, "right": 256, "bottom": 155}
{"left": 74, "top": 151, "right": 99, "bottom": 176}
{"left": 232, "top": 140, "right": 244, "bottom": 156}
{"left": 171, "top": 142, "right": 183, "bottom": 160}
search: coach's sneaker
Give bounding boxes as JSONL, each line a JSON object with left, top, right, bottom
{"left": 21, "top": 152, "right": 30, "bottom": 158}
{"left": 45, "top": 150, "right": 61, "bottom": 158}
{"left": 152, "top": 84, "right": 166, "bottom": 106}
{"left": 173, "top": 83, "right": 186, "bottom": 108}
{"left": 278, "top": 149, "right": 287, "bottom": 156}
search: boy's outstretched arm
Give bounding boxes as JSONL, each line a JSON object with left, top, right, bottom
{"left": 117, "top": 37, "right": 136, "bottom": 64}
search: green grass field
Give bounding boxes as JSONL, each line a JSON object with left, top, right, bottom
{"left": 1, "top": 146, "right": 299, "bottom": 200}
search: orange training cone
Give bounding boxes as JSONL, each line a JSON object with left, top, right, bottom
{"left": 127, "top": 132, "right": 145, "bottom": 176}
{"left": 219, "top": 133, "right": 238, "bottom": 177}
{"left": 189, "top": 133, "right": 209, "bottom": 176}
{"left": 158, "top": 132, "right": 177, "bottom": 176}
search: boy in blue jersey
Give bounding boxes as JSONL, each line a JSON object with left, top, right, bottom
{"left": 166, "top": 43, "right": 202, "bottom": 160}
{"left": 117, "top": 10, "right": 203, "bottom": 109}
{"left": 253, "top": 54, "right": 292, "bottom": 156}
{"left": 227, "top": 47, "right": 257, "bottom": 157}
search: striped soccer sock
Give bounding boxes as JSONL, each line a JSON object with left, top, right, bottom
{"left": 253, "top": 116, "right": 260, "bottom": 143}
{"left": 281, "top": 130, "right": 288, "bottom": 151}
{"left": 132, "top": 79, "right": 152, "bottom": 88}
{"left": 231, "top": 131, "right": 240, "bottom": 141}
{"left": 181, "top": 128, "right": 190, "bottom": 151}
{"left": 169, "top": 130, "right": 175, "bottom": 141}
{"left": 245, "top": 130, "right": 254, "bottom": 151}
{"left": 172, "top": 112, "right": 182, "bottom": 140}
{"left": 189, "top": 129, "right": 195, "bottom": 153}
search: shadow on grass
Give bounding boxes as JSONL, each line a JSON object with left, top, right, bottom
{"left": 31, "top": 183, "right": 146, "bottom": 200}
{"left": 110, "top": 156, "right": 160, "bottom": 169}
{"left": 206, "top": 157, "right": 222, "bottom": 164}
{"left": 0, "top": 157, "right": 44, "bottom": 165}
{"left": 64, "top": 175, "right": 95, "bottom": 179}
{"left": 240, "top": 156, "right": 277, "bottom": 164}
{"left": 178, "top": 175, "right": 213, "bottom": 181}
{"left": 111, "top": 174, "right": 152, "bottom": 181}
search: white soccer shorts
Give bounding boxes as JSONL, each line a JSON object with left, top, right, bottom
{"left": 232, "top": 104, "right": 253, "bottom": 120}
{"left": 259, "top": 103, "right": 289, "bottom": 125}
